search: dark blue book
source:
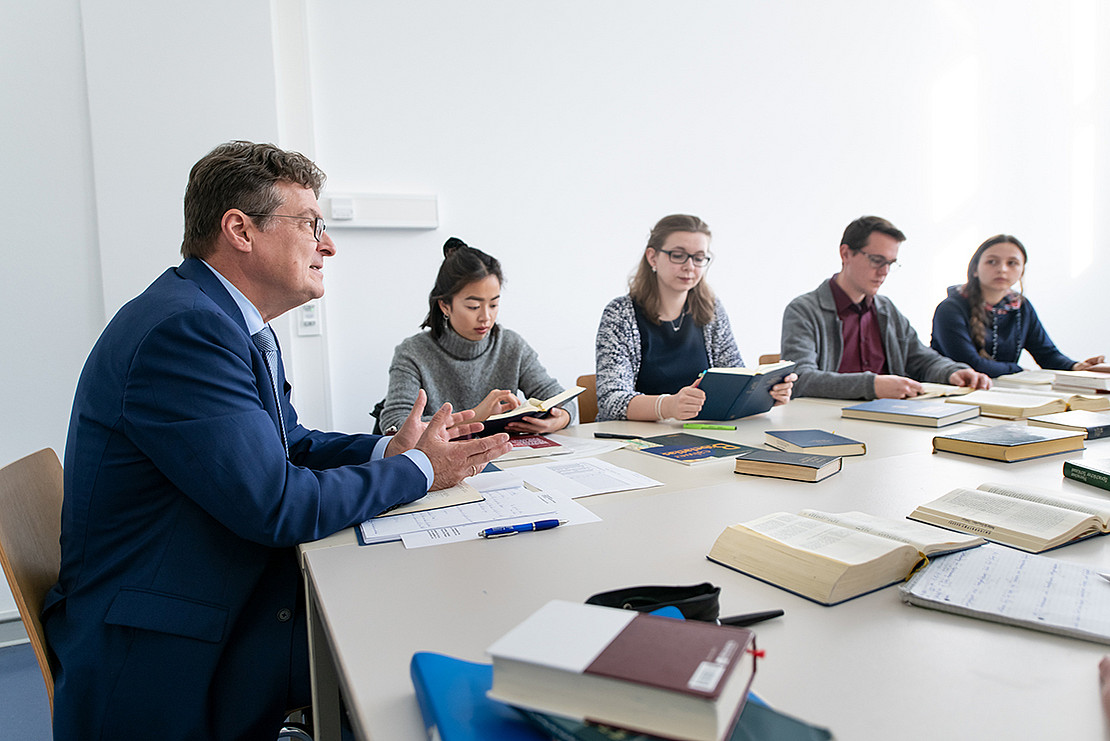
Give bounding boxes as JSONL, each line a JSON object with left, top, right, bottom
{"left": 764, "top": 429, "right": 866, "bottom": 456}
{"left": 694, "top": 361, "right": 795, "bottom": 421}
{"left": 841, "top": 398, "right": 979, "bottom": 427}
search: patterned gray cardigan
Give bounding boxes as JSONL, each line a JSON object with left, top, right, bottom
{"left": 594, "top": 294, "right": 744, "bottom": 421}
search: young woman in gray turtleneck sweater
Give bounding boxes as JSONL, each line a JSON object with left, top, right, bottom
{"left": 379, "top": 238, "right": 574, "bottom": 433}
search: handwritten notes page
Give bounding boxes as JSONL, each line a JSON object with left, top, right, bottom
{"left": 900, "top": 544, "right": 1110, "bottom": 645}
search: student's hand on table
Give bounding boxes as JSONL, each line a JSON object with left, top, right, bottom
{"left": 506, "top": 406, "right": 570, "bottom": 434}
{"left": 1073, "top": 355, "right": 1106, "bottom": 372}
{"left": 413, "top": 401, "right": 511, "bottom": 490}
{"left": 874, "top": 375, "right": 923, "bottom": 399}
{"left": 386, "top": 390, "right": 484, "bottom": 458}
{"left": 949, "top": 368, "right": 992, "bottom": 390}
{"left": 770, "top": 373, "right": 798, "bottom": 406}
{"left": 664, "top": 385, "right": 706, "bottom": 420}
{"left": 469, "top": 389, "right": 520, "bottom": 421}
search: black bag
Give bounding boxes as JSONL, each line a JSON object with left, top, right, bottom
{"left": 585, "top": 582, "right": 720, "bottom": 622}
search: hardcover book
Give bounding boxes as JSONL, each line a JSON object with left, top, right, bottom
{"left": 693, "top": 360, "right": 795, "bottom": 421}
{"left": 478, "top": 386, "right": 586, "bottom": 436}
{"left": 931, "top": 423, "right": 1084, "bottom": 462}
{"left": 487, "top": 600, "right": 758, "bottom": 741}
{"left": 1063, "top": 458, "right": 1110, "bottom": 493}
{"left": 764, "top": 429, "right": 866, "bottom": 456}
{"left": 1052, "top": 369, "right": 1110, "bottom": 392}
{"left": 840, "top": 398, "right": 979, "bottom": 427}
{"left": 707, "top": 510, "right": 985, "bottom": 606}
{"left": 943, "top": 389, "right": 1068, "bottom": 419}
{"left": 637, "top": 432, "right": 755, "bottom": 466}
{"left": 1027, "top": 410, "right": 1110, "bottom": 440}
{"left": 907, "top": 481, "right": 1110, "bottom": 552}
{"left": 732, "top": 448, "right": 842, "bottom": 482}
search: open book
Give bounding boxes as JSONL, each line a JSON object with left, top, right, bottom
{"left": 907, "top": 481, "right": 1110, "bottom": 553}
{"left": 694, "top": 361, "right": 795, "bottom": 421}
{"left": 707, "top": 510, "right": 985, "bottom": 605}
{"left": 478, "top": 386, "right": 585, "bottom": 436}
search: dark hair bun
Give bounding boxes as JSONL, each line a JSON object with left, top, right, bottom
{"left": 443, "top": 237, "right": 469, "bottom": 258}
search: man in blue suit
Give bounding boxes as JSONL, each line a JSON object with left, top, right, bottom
{"left": 44, "top": 141, "right": 512, "bottom": 739}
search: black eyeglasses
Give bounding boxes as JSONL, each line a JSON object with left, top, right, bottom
{"left": 245, "top": 213, "right": 327, "bottom": 242}
{"left": 855, "top": 250, "right": 899, "bottom": 270}
{"left": 657, "top": 249, "right": 712, "bottom": 267}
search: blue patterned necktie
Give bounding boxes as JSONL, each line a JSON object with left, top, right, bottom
{"left": 251, "top": 326, "right": 289, "bottom": 455}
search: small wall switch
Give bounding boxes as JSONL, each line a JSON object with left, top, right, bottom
{"left": 297, "top": 301, "right": 322, "bottom": 336}
{"left": 330, "top": 197, "right": 355, "bottom": 221}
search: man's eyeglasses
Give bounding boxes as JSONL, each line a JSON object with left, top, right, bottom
{"left": 657, "top": 249, "right": 712, "bottom": 267}
{"left": 245, "top": 213, "right": 327, "bottom": 242}
{"left": 855, "top": 250, "right": 899, "bottom": 270}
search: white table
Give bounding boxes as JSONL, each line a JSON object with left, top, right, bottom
{"left": 301, "top": 399, "right": 1110, "bottom": 740}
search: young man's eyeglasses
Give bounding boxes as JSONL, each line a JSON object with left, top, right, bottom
{"left": 855, "top": 250, "right": 899, "bottom": 270}
{"left": 245, "top": 213, "right": 327, "bottom": 242}
{"left": 657, "top": 249, "right": 712, "bottom": 267}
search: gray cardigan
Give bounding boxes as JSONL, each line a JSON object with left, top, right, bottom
{"left": 780, "top": 278, "right": 967, "bottom": 399}
{"left": 380, "top": 325, "right": 574, "bottom": 431}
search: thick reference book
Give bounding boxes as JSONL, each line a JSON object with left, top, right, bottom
{"left": 638, "top": 432, "right": 754, "bottom": 466}
{"left": 1063, "top": 458, "right": 1110, "bottom": 493}
{"left": 486, "top": 600, "right": 758, "bottom": 741}
{"left": 943, "top": 389, "right": 1068, "bottom": 419}
{"left": 1052, "top": 369, "right": 1110, "bottom": 392}
{"left": 900, "top": 544, "right": 1110, "bottom": 646}
{"left": 693, "top": 361, "right": 796, "bottom": 421}
{"left": 706, "top": 510, "right": 985, "bottom": 606}
{"left": 1027, "top": 410, "right": 1110, "bottom": 440}
{"left": 840, "top": 398, "right": 979, "bottom": 427}
{"left": 764, "top": 429, "right": 866, "bottom": 456}
{"left": 732, "top": 448, "right": 842, "bottom": 482}
{"left": 478, "top": 386, "right": 586, "bottom": 436}
{"left": 931, "top": 423, "right": 1085, "bottom": 462}
{"left": 907, "top": 481, "right": 1110, "bottom": 552}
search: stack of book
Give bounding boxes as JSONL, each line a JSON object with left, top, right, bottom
{"left": 1052, "top": 369, "right": 1110, "bottom": 395}
{"left": 1027, "top": 410, "right": 1110, "bottom": 439}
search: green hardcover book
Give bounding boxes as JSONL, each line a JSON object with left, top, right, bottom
{"left": 1063, "top": 459, "right": 1110, "bottom": 493}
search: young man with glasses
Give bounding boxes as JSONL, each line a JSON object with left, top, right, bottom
{"left": 44, "top": 141, "right": 510, "bottom": 739}
{"left": 780, "top": 215, "right": 991, "bottom": 399}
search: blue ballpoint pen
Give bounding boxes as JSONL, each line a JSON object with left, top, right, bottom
{"left": 478, "top": 519, "right": 567, "bottom": 539}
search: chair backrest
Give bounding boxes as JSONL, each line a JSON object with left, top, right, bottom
{"left": 757, "top": 353, "right": 781, "bottom": 365}
{"left": 0, "top": 448, "right": 63, "bottom": 713}
{"left": 575, "top": 374, "right": 598, "bottom": 424}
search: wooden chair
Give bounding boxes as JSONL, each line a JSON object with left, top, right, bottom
{"left": 575, "top": 374, "right": 598, "bottom": 424}
{"left": 0, "top": 448, "right": 63, "bottom": 715}
{"left": 758, "top": 353, "right": 781, "bottom": 365}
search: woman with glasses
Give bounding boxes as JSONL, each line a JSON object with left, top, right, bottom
{"left": 930, "top": 234, "right": 1103, "bottom": 377}
{"left": 378, "top": 237, "right": 574, "bottom": 434}
{"left": 595, "top": 214, "right": 795, "bottom": 421}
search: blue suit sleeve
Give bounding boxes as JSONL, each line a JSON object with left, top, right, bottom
{"left": 123, "top": 310, "right": 428, "bottom": 547}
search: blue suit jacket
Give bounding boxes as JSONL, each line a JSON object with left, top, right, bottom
{"left": 45, "top": 259, "right": 427, "bottom": 740}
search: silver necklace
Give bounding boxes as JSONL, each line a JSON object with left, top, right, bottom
{"left": 668, "top": 312, "right": 685, "bottom": 332}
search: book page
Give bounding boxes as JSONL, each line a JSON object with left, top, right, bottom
{"left": 977, "top": 482, "right": 1110, "bottom": 528}
{"left": 799, "top": 510, "right": 983, "bottom": 553}
{"left": 742, "top": 512, "right": 907, "bottom": 564}
{"left": 901, "top": 545, "right": 1110, "bottom": 644}
{"left": 920, "top": 488, "right": 1095, "bottom": 538}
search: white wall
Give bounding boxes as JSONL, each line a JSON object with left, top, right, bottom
{"left": 305, "top": 0, "right": 1110, "bottom": 433}
{"left": 2, "top": 1, "right": 1107, "bottom": 614}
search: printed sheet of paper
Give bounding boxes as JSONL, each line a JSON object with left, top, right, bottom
{"left": 400, "top": 489, "right": 600, "bottom": 548}
{"left": 900, "top": 544, "right": 1110, "bottom": 644}
{"left": 542, "top": 434, "right": 630, "bottom": 458}
{"left": 512, "top": 457, "right": 663, "bottom": 499}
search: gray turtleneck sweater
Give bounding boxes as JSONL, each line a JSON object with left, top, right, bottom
{"left": 379, "top": 325, "right": 573, "bottom": 432}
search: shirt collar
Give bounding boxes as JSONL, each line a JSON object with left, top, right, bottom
{"left": 199, "top": 259, "right": 266, "bottom": 336}
{"left": 829, "top": 273, "right": 873, "bottom": 315}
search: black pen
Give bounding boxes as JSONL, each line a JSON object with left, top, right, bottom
{"left": 593, "top": 432, "right": 642, "bottom": 440}
{"left": 719, "top": 609, "right": 785, "bottom": 627}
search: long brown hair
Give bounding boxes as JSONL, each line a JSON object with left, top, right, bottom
{"left": 629, "top": 214, "right": 715, "bottom": 326}
{"left": 964, "top": 234, "right": 1027, "bottom": 358}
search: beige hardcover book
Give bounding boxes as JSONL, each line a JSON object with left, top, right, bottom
{"left": 707, "top": 510, "right": 984, "bottom": 605}
{"left": 908, "top": 482, "right": 1110, "bottom": 553}
{"left": 944, "top": 389, "right": 1068, "bottom": 419}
